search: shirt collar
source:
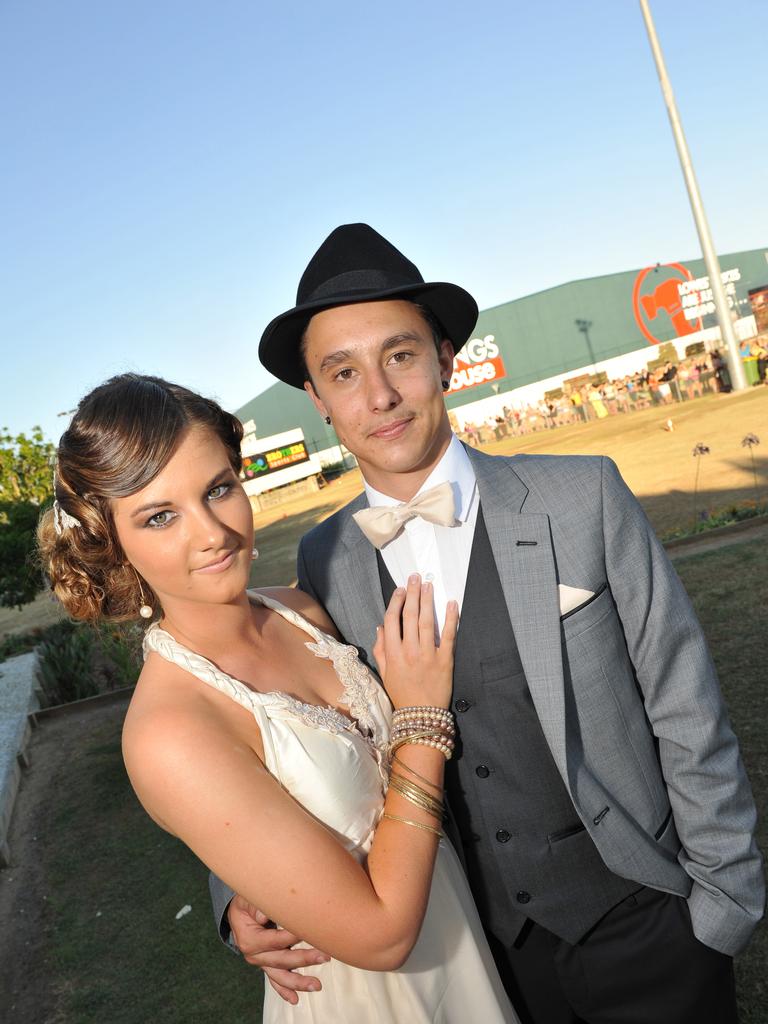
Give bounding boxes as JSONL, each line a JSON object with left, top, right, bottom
{"left": 362, "top": 433, "right": 477, "bottom": 523}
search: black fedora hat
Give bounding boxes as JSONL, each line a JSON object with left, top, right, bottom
{"left": 258, "top": 223, "right": 479, "bottom": 389}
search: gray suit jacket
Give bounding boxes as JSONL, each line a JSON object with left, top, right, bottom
{"left": 211, "top": 447, "right": 763, "bottom": 956}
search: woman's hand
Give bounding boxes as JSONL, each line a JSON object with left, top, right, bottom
{"left": 373, "top": 574, "right": 458, "bottom": 711}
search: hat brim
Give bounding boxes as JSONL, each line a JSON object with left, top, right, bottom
{"left": 258, "top": 281, "right": 479, "bottom": 389}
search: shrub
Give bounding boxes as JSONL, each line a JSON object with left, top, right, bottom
{"left": 36, "top": 622, "right": 100, "bottom": 706}
{"left": 96, "top": 622, "right": 144, "bottom": 690}
{"left": 35, "top": 620, "right": 144, "bottom": 708}
{"left": 0, "top": 630, "right": 40, "bottom": 661}
{"left": 662, "top": 501, "right": 768, "bottom": 542}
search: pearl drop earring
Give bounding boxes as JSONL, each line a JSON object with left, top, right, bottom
{"left": 132, "top": 568, "right": 153, "bottom": 619}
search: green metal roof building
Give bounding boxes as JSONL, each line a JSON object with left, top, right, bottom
{"left": 236, "top": 247, "right": 768, "bottom": 451}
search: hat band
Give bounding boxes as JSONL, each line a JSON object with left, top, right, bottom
{"left": 305, "top": 268, "right": 423, "bottom": 302}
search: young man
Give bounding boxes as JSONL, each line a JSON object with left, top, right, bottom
{"left": 211, "top": 224, "right": 763, "bottom": 1023}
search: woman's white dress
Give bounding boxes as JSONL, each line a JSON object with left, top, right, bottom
{"left": 143, "top": 592, "right": 518, "bottom": 1023}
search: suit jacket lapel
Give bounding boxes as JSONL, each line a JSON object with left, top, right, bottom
{"left": 467, "top": 447, "right": 569, "bottom": 786}
{"left": 330, "top": 495, "right": 385, "bottom": 667}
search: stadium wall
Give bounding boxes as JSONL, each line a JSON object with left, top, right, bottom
{"left": 236, "top": 248, "right": 768, "bottom": 448}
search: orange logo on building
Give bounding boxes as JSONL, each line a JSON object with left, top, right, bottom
{"left": 446, "top": 335, "right": 507, "bottom": 394}
{"left": 632, "top": 263, "right": 702, "bottom": 346}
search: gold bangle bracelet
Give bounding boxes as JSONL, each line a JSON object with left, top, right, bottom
{"left": 388, "top": 773, "right": 444, "bottom": 819}
{"left": 381, "top": 812, "right": 443, "bottom": 838}
{"left": 391, "top": 752, "right": 444, "bottom": 792}
{"left": 389, "top": 771, "right": 444, "bottom": 813}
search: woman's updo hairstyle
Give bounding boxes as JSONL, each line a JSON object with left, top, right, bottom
{"left": 38, "top": 374, "right": 243, "bottom": 622}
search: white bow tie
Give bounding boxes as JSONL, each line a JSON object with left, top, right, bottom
{"left": 352, "top": 481, "right": 456, "bottom": 549}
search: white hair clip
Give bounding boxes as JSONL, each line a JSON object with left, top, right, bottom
{"left": 53, "top": 501, "right": 82, "bottom": 536}
{"left": 52, "top": 467, "right": 81, "bottom": 536}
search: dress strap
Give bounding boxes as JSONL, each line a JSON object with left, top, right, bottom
{"left": 142, "top": 623, "right": 269, "bottom": 713}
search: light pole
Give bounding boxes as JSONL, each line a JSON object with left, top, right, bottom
{"left": 639, "top": 0, "right": 747, "bottom": 391}
{"left": 575, "top": 319, "right": 596, "bottom": 368}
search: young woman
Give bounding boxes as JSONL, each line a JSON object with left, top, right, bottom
{"left": 38, "top": 374, "right": 517, "bottom": 1024}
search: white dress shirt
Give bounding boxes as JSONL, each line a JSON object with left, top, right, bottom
{"left": 362, "top": 434, "right": 479, "bottom": 634}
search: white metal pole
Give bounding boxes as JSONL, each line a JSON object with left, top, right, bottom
{"left": 639, "top": 0, "right": 747, "bottom": 391}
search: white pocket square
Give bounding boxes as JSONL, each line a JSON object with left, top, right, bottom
{"left": 558, "top": 584, "right": 595, "bottom": 617}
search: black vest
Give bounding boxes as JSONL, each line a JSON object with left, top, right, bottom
{"left": 377, "top": 507, "right": 637, "bottom": 946}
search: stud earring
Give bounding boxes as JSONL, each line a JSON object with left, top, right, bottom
{"left": 251, "top": 548, "right": 259, "bottom": 560}
{"left": 441, "top": 380, "right": 450, "bottom": 392}
{"left": 325, "top": 416, "right": 331, "bottom": 425}
{"left": 132, "top": 568, "right": 153, "bottom": 619}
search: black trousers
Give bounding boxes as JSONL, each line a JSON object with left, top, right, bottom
{"left": 485, "top": 887, "right": 738, "bottom": 1024}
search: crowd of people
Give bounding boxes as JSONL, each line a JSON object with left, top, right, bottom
{"left": 457, "top": 344, "right": 767, "bottom": 443}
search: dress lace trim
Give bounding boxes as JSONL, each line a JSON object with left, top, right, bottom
{"left": 252, "top": 590, "right": 383, "bottom": 739}
{"left": 304, "top": 637, "right": 379, "bottom": 736}
{"left": 268, "top": 692, "right": 351, "bottom": 735}
{"left": 141, "top": 590, "right": 387, "bottom": 748}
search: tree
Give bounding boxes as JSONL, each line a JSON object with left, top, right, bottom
{"left": 0, "top": 427, "right": 55, "bottom": 504}
{"left": 0, "top": 427, "right": 55, "bottom": 609}
{"left": 657, "top": 341, "right": 679, "bottom": 365}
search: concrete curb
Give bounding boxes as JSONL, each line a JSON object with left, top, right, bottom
{"left": 0, "top": 651, "right": 40, "bottom": 868}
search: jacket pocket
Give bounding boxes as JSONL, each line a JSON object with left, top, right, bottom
{"left": 560, "top": 582, "right": 608, "bottom": 622}
{"left": 480, "top": 653, "right": 525, "bottom": 685}
{"left": 547, "top": 822, "right": 587, "bottom": 843}
{"left": 655, "top": 806, "right": 671, "bottom": 839}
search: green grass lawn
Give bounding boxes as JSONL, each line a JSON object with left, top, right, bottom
{"left": 20, "top": 711, "right": 266, "bottom": 1023}
{"left": 674, "top": 541, "right": 767, "bottom": 1023}
{"left": 4, "top": 537, "right": 763, "bottom": 1023}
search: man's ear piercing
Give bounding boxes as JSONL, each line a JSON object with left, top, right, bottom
{"left": 441, "top": 380, "right": 450, "bottom": 392}
{"left": 325, "top": 416, "right": 331, "bottom": 424}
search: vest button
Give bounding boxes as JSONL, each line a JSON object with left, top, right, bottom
{"left": 475, "top": 765, "right": 490, "bottom": 778}
{"left": 495, "top": 829, "right": 511, "bottom": 843}
{"left": 516, "top": 891, "right": 531, "bottom": 904}
{"left": 454, "top": 699, "right": 471, "bottom": 712}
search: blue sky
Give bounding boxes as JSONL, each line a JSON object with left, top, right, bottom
{"left": 2, "top": 0, "right": 765, "bottom": 443}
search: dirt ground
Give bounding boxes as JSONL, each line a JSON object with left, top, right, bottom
{"left": 0, "top": 590, "right": 65, "bottom": 641}
{"left": 0, "top": 700, "right": 130, "bottom": 1024}
{"left": 248, "top": 388, "right": 768, "bottom": 540}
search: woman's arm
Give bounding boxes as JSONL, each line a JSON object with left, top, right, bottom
{"left": 124, "top": 576, "right": 457, "bottom": 971}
